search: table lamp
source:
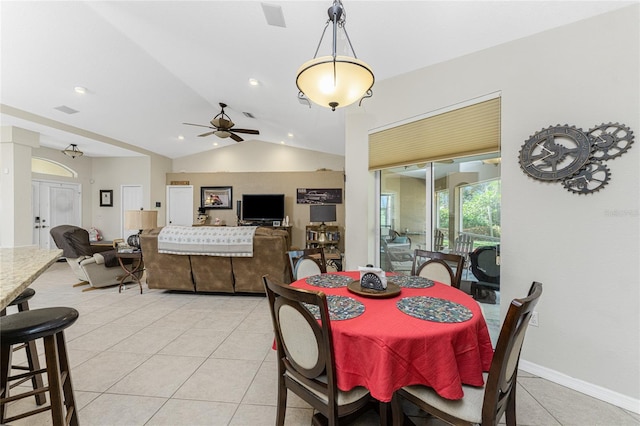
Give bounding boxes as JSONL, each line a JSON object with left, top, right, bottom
{"left": 310, "top": 204, "right": 336, "bottom": 243}
{"left": 124, "top": 209, "right": 158, "bottom": 248}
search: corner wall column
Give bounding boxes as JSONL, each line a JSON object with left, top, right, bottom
{"left": 0, "top": 126, "right": 40, "bottom": 247}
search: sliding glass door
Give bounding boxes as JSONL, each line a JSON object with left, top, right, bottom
{"left": 378, "top": 154, "right": 501, "bottom": 280}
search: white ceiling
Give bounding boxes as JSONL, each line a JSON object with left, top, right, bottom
{"left": 1, "top": 1, "right": 633, "bottom": 159}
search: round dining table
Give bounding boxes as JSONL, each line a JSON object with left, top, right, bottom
{"left": 291, "top": 271, "right": 494, "bottom": 403}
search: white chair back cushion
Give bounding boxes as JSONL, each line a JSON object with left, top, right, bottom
{"left": 295, "top": 258, "right": 322, "bottom": 280}
{"left": 278, "top": 304, "right": 320, "bottom": 369}
{"left": 418, "top": 262, "right": 452, "bottom": 285}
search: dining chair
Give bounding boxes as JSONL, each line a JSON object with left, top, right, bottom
{"left": 262, "top": 275, "right": 372, "bottom": 426}
{"left": 287, "top": 248, "right": 327, "bottom": 280}
{"left": 392, "top": 281, "right": 543, "bottom": 426}
{"left": 411, "top": 249, "right": 464, "bottom": 288}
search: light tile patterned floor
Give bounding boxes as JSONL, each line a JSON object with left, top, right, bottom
{"left": 4, "top": 261, "right": 639, "bottom": 425}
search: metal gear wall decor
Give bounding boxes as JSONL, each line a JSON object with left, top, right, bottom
{"left": 561, "top": 161, "right": 611, "bottom": 194}
{"left": 519, "top": 122, "right": 634, "bottom": 195}
{"left": 588, "top": 123, "right": 634, "bottom": 160}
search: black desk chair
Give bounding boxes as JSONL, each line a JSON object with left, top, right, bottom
{"left": 470, "top": 246, "right": 500, "bottom": 300}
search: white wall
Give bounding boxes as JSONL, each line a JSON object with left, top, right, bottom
{"left": 345, "top": 5, "right": 639, "bottom": 409}
{"left": 32, "top": 145, "right": 94, "bottom": 227}
{"left": 172, "top": 140, "right": 344, "bottom": 173}
{"left": 91, "top": 156, "right": 151, "bottom": 240}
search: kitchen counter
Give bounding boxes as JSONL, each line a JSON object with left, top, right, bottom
{"left": 1, "top": 246, "right": 62, "bottom": 310}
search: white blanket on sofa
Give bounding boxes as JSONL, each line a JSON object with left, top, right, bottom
{"left": 157, "top": 225, "right": 257, "bottom": 257}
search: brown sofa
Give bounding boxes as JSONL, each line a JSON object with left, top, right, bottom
{"left": 140, "top": 226, "right": 291, "bottom": 293}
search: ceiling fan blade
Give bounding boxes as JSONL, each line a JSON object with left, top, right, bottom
{"left": 229, "top": 133, "right": 244, "bottom": 142}
{"left": 183, "top": 122, "right": 215, "bottom": 129}
{"left": 231, "top": 129, "right": 260, "bottom": 135}
{"left": 198, "top": 131, "right": 216, "bottom": 137}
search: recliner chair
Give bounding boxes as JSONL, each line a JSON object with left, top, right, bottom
{"left": 50, "top": 225, "right": 133, "bottom": 289}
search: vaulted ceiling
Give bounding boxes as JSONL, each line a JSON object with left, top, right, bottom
{"left": 1, "top": 1, "right": 632, "bottom": 158}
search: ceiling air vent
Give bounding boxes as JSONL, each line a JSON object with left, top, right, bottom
{"left": 243, "top": 112, "right": 255, "bottom": 119}
{"left": 261, "top": 3, "right": 286, "bottom": 28}
{"left": 54, "top": 105, "right": 79, "bottom": 114}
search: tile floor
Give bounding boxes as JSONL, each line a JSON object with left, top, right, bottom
{"left": 4, "top": 261, "right": 639, "bottom": 425}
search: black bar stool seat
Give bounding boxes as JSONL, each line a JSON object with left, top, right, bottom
{"left": 8, "top": 288, "right": 36, "bottom": 308}
{"left": 1, "top": 307, "right": 79, "bottom": 426}
{"left": 0, "top": 288, "right": 46, "bottom": 406}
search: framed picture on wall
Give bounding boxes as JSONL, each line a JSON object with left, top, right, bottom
{"left": 201, "top": 186, "right": 232, "bottom": 209}
{"left": 100, "top": 190, "right": 113, "bottom": 207}
{"left": 296, "top": 188, "right": 342, "bottom": 204}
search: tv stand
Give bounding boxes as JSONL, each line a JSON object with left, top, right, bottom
{"left": 238, "top": 222, "right": 292, "bottom": 248}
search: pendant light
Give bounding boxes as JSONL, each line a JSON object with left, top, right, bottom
{"left": 296, "top": 0, "right": 374, "bottom": 111}
{"left": 62, "top": 144, "right": 84, "bottom": 159}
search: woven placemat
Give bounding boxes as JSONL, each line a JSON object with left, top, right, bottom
{"left": 388, "top": 275, "right": 434, "bottom": 288}
{"left": 396, "top": 296, "right": 473, "bottom": 323}
{"left": 303, "top": 295, "right": 365, "bottom": 321}
{"left": 305, "top": 274, "right": 352, "bottom": 288}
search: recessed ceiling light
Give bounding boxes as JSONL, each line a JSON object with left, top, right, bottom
{"left": 178, "top": 135, "right": 184, "bottom": 140}
{"left": 213, "top": 142, "right": 218, "bottom": 146}
{"left": 280, "top": 141, "right": 285, "bottom": 145}
{"left": 74, "top": 86, "right": 87, "bottom": 94}
{"left": 248, "top": 78, "right": 260, "bottom": 86}
{"left": 287, "top": 133, "right": 294, "bottom": 138}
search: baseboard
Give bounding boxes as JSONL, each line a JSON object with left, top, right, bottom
{"left": 519, "top": 360, "right": 640, "bottom": 414}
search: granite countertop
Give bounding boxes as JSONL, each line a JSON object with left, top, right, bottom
{"left": 0, "top": 246, "right": 62, "bottom": 310}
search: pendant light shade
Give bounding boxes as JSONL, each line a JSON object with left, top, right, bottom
{"left": 62, "top": 143, "right": 83, "bottom": 159}
{"left": 296, "top": 55, "right": 374, "bottom": 111}
{"left": 296, "top": 0, "right": 374, "bottom": 111}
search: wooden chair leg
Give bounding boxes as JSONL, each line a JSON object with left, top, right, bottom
{"left": 0, "top": 344, "right": 12, "bottom": 424}
{"left": 56, "top": 332, "right": 78, "bottom": 426}
{"left": 23, "top": 339, "right": 46, "bottom": 405}
{"left": 276, "top": 377, "right": 287, "bottom": 426}
{"left": 44, "top": 334, "right": 65, "bottom": 426}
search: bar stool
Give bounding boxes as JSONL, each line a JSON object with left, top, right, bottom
{"left": 0, "top": 288, "right": 46, "bottom": 406}
{"left": 0, "top": 307, "right": 79, "bottom": 426}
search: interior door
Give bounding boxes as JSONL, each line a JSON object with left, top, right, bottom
{"left": 166, "top": 185, "right": 193, "bottom": 226}
{"left": 121, "top": 185, "right": 144, "bottom": 240}
{"left": 32, "top": 180, "right": 81, "bottom": 249}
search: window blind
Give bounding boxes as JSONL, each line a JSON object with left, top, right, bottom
{"left": 369, "top": 98, "right": 501, "bottom": 171}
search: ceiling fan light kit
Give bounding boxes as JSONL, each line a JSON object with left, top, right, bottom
{"left": 183, "top": 102, "right": 259, "bottom": 142}
{"left": 296, "top": 0, "right": 374, "bottom": 111}
{"left": 62, "top": 143, "right": 84, "bottom": 159}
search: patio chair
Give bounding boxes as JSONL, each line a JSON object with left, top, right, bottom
{"left": 381, "top": 238, "right": 413, "bottom": 273}
{"left": 393, "top": 281, "right": 543, "bottom": 426}
{"left": 469, "top": 246, "right": 500, "bottom": 299}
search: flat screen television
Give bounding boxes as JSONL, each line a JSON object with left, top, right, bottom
{"left": 242, "top": 194, "right": 285, "bottom": 223}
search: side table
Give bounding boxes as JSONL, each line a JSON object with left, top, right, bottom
{"left": 115, "top": 251, "right": 144, "bottom": 294}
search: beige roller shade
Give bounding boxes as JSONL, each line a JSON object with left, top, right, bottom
{"left": 369, "top": 98, "right": 500, "bottom": 170}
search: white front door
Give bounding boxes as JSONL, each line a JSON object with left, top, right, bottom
{"left": 166, "top": 185, "right": 193, "bottom": 226}
{"left": 32, "top": 180, "right": 81, "bottom": 249}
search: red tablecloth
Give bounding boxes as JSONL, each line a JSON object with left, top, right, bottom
{"left": 292, "top": 271, "right": 494, "bottom": 402}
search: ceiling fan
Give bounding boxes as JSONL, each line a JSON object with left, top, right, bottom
{"left": 183, "top": 102, "right": 260, "bottom": 142}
